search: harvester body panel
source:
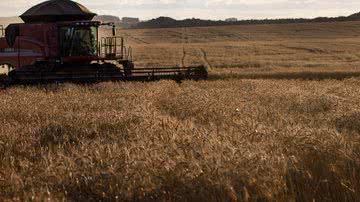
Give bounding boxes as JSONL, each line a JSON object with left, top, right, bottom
{"left": 0, "top": 23, "right": 51, "bottom": 69}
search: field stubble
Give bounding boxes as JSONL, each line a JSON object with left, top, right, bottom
{"left": 116, "top": 21, "right": 360, "bottom": 80}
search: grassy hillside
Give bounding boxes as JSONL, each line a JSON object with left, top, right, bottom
{"left": 1, "top": 21, "right": 360, "bottom": 201}
{"left": 133, "top": 14, "right": 359, "bottom": 29}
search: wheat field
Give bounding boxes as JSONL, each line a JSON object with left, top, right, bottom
{"left": 1, "top": 21, "right": 360, "bottom": 201}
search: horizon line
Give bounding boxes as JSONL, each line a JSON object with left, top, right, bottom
{"left": 0, "top": 13, "right": 356, "bottom": 22}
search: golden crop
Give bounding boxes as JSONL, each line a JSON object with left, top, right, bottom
{"left": 0, "top": 79, "right": 359, "bottom": 201}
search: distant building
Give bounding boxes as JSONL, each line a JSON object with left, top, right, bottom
{"left": 225, "top": 18, "right": 238, "bottom": 22}
{"left": 93, "top": 15, "right": 123, "bottom": 27}
{"left": 122, "top": 17, "right": 140, "bottom": 24}
{"left": 121, "top": 17, "right": 140, "bottom": 28}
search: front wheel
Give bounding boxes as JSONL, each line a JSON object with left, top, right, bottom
{"left": 0, "top": 75, "right": 11, "bottom": 89}
{"left": 123, "top": 61, "right": 134, "bottom": 77}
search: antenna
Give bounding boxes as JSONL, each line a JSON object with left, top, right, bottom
{"left": 112, "top": 24, "right": 116, "bottom": 36}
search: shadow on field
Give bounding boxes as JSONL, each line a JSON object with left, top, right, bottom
{"left": 209, "top": 71, "right": 360, "bottom": 81}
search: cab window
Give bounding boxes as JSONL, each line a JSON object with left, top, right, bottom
{"left": 59, "top": 26, "right": 98, "bottom": 56}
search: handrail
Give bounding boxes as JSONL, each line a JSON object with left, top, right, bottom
{"left": 127, "top": 46, "right": 132, "bottom": 61}
{"left": 99, "top": 36, "right": 127, "bottom": 60}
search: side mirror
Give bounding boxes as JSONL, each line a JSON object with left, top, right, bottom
{"left": 0, "top": 25, "right": 4, "bottom": 37}
{"left": 112, "top": 25, "right": 116, "bottom": 36}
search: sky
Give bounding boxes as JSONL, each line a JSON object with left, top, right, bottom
{"left": 0, "top": 0, "right": 360, "bottom": 20}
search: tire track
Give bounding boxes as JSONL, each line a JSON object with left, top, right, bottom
{"left": 199, "top": 48, "right": 213, "bottom": 69}
{"left": 132, "top": 37, "right": 149, "bottom": 44}
{"left": 180, "top": 28, "right": 188, "bottom": 67}
{"left": 166, "top": 30, "right": 184, "bottom": 39}
{"left": 124, "top": 33, "right": 149, "bottom": 44}
{"left": 181, "top": 46, "right": 186, "bottom": 67}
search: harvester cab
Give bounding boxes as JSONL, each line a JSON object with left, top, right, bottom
{"left": 57, "top": 21, "right": 132, "bottom": 63}
{"left": 0, "top": 0, "right": 207, "bottom": 86}
{"left": 58, "top": 21, "right": 99, "bottom": 58}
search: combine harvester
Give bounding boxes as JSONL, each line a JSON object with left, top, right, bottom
{"left": 0, "top": 0, "right": 207, "bottom": 87}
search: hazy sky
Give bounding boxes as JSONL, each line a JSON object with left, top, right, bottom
{"left": 0, "top": 0, "right": 360, "bottom": 20}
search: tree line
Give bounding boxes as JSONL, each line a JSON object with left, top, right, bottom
{"left": 132, "top": 14, "right": 360, "bottom": 29}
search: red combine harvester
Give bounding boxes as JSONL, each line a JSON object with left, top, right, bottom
{"left": 0, "top": 0, "right": 207, "bottom": 86}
